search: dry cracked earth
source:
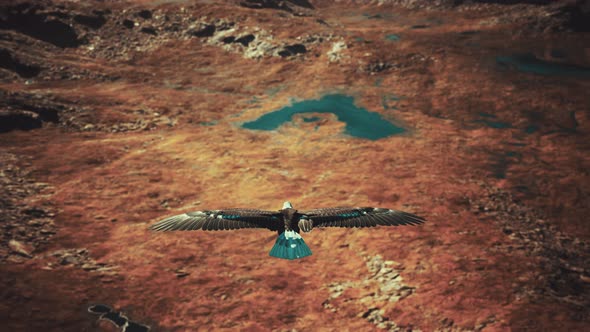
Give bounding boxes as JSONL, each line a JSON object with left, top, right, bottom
{"left": 1, "top": 0, "right": 590, "bottom": 331}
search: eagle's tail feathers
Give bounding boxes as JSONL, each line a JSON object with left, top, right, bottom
{"left": 269, "top": 230, "right": 312, "bottom": 260}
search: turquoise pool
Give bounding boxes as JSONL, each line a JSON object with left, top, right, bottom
{"left": 241, "top": 94, "right": 406, "bottom": 140}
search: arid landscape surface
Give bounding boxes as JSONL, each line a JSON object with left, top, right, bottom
{"left": 1, "top": 0, "right": 590, "bottom": 331}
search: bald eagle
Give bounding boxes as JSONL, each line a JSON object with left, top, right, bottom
{"left": 149, "top": 201, "right": 425, "bottom": 260}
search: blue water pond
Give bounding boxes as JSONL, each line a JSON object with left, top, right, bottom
{"left": 241, "top": 94, "right": 406, "bottom": 140}
{"left": 385, "top": 34, "right": 400, "bottom": 41}
{"left": 199, "top": 121, "right": 217, "bottom": 126}
{"left": 475, "top": 112, "right": 512, "bottom": 129}
{"left": 476, "top": 120, "right": 512, "bottom": 129}
{"left": 524, "top": 124, "right": 539, "bottom": 134}
{"left": 496, "top": 54, "right": 590, "bottom": 78}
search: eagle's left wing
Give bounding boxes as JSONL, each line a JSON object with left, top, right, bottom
{"left": 297, "top": 207, "right": 425, "bottom": 231}
{"left": 149, "top": 208, "right": 281, "bottom": 232}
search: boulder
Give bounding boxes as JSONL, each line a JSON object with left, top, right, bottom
{"left": 0, "top": 4, "right": 83, "bottom": 48}
{"left": 278, "top": 43, "right": 307, "bottom": 57}
{"left": 0, "top": 49, "right": 41, "bottom": 78}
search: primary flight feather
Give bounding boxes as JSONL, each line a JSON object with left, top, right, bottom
{"left": 150, "top": 201, "right": 425, "bottom": 260}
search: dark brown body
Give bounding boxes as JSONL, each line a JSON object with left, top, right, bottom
{"left": 280, "top": 207, "right": 299, "bottom": 234}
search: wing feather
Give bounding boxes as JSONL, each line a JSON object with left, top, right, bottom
{"left": 154, "top": 215, "right": 184, "bottom": 231}
{"left": 176, "top": 218, "right": 190, "bottom": 231}
{"left": 186, "top": 217, "right": 201, "bottom": 230}
{"left": 353, "top": 217, "right": 361, "bottom": 228}
{"left": 149, "top": 209, "right": 281, "bottom": 232}
{"left": 202, "top": 218, "right": 213, "bottom": 231}
{"left": 300, "top": 207, "right": 425, "bottom": 228}
{"left": 193, "top": 217, "right": 207, "bottom": 230}
{"left": 366, "top": 215, "right": 378, "bottom": 227}
{"left": 375, "top": 214, "right": 392, "bottom": 226}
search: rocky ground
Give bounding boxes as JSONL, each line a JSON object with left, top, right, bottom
{"left": 1, "top": 0, "right": 589, "bottom": 331}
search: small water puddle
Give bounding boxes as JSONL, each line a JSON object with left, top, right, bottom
{"left": 496, "top": 54, "right": 590, "bottom": 78}
{"left": 241, "top": 94, "right": 406, "bottom": 140}
{"left": 382, "top": 94, "right": 401, "bottom": 110}
{"left": 385, "top": 34, "right": 400, "bottom": 41}
{"left": 474, "top": 112, "right": 512, "bottom": 129}
{"left": 489, "top": 150, "right": 522, "bottom": 179}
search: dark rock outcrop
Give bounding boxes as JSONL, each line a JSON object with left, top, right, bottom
{"left": 137, "top": 9, "right": 153, "bottom": 19}
{"left": 278, "top": 43, "right": 307, "bottom": 57}
{"left": 122, "top": 19, "right": 135, "bottom": 29}
{"left": 235, "top": 34, "right": 256, "bottom": 46}
{"left": 0, "top": 49, "right": 41, "bottom": 78}
{"left": 0, "top": 91, "right": 60, "bottom": 133}
{"left": 240, "top": 0, "right": 314, "bottom": 12}
{"left": 73, "top": 13, "right": 107, "bottom": 29}
{"left": 219, "top": 34, "right": 256, "bottom": 46}
{"left": 222, "top": 36, "right": 236, "bottom": 44}
{"left": 0, "top": 111, "right": 43, "bottom": 132}
{"left": 0, "top": 4, "right": 83, "bottom": 48}
{"left": 557, "top": 0, "right": 590, "bottom": 32}
{"left": 140, "top": 27, "right": 157, "bottom": 35}
{"left": 190, "top": 23, "right": 216, "bottom": 37}
{"left": 365, "top": 61, "right": 394, "bottom": 73}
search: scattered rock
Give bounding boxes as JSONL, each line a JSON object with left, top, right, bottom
{"left": 189, "top": 23, "right": 216, "bottom": 37}
{"left": 140, "top": 27, "right": 157, "bottom": 35}
{"left": 327, "top": 41, "right": 347, "bottom": 63}
{"left": 49, "top": 248, "right": 118, "bottom": 275}
{"left": 440, "top": 317, "right": 454, "bottom": 328}
{"left": 361, "top": 307, "right": 398, "bottom": 330}
{"left": 323, "top": 255, "right": 416, "bottom": 330}
{"left": 137, "top": 9, "right": 153, "bottom": 20}
{"left": 23, "top": 208, "right": 47, "bottom": 218}
{"left": 82, "top": 263, "right": 98, "bottom": 271}
{"left": 316, "top": 18, "right": 329, "bottom": 26}
{"left": 122, "top": 19, "right": 135, "bottom": 29}
{"left": 0, "top": 152, "right": 56, "bottom": 263}
{"left": 0, "top": 89, "right": 159, "bottom": 133}
{"left": 278, "top": 44, "right": 307, "bottom": 57}
{"left": 8, "top": 239, "right": 33, "bottom": 258}
{"left": 175, "top": 269, "right": 190, "bottom": 278}
{"left": 222, "top": 36, "right": 236, "bottom": 44}
{"left": 235, "top": 34, "right": 256, "bottom": 46}
{"left": 187, "top": 18, "right": 317, "bottom": 59}
{"left": 473, "top": 184, "right": 590, "bottom": 307}
{"left": 240, "top": 0, "right": 314, "bottom": 13}
{"left": 244, "top": 40, "right": 277, "bottom": 59}
{"left": 365, "top": 60, "right": 395, "bottom": 74}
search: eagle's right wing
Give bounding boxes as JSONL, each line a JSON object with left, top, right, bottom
{"left": 149, "top": 209, "right": 281, "bottom": 232}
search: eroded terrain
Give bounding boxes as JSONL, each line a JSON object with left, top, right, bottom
{"left": 1, "top": 0, "right": 590, "bottom": 331}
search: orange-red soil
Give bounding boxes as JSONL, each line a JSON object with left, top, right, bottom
{"left": 1, "top": 1, "right": 589, "bottom": 331}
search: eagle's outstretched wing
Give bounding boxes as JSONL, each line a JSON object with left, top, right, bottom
{"left": 149, "top": 209, "right": 281, "bottom": 232}
{"left": 297, "top": 207, "right": 425, "bottom": 231}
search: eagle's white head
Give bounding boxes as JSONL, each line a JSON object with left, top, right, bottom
{"left": 282, "top": 201, "right": 293, "bottom": 209}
